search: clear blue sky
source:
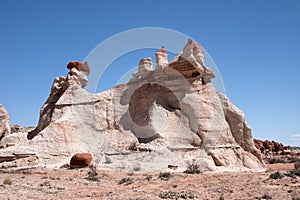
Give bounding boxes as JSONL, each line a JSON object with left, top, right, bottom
{"left": 0, "top": 0, "right": 299, "bottom": 146}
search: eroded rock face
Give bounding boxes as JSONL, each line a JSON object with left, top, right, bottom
{"left": 27, "top": 61, "right": 91, "bottom": 140}
{"left": 0, "top": 104, "right": 10, "bottom": 140}
{"left": 0, "top": 39, "right": 265, "bottom": 172}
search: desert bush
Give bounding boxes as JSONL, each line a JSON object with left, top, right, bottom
{"left": 284, "top": 171, "right": 297, "bottom": 179}
{"left": 267, "top": 158, "right": 286, "bottom": 164}
{"left": 86, "top": 164, "right": 99, "bottom": 182}
{"left": 3, "top": 177, "right": 12, "bottom": 185}
{"left": 145, "top": 175, "right": 152, "bottom": 181}
{"left": 159, "top": 172, "right": 171, "bottom": 181}
{"left": 118, "top": 177, "right": 133, "bottom": 185}
{"left": 269, "top": 171, "right": 283, "bottom": 179}
{"left": 283, "top": 162, "right": 300, "bottom": 178}
{"left": 159, "top": 191, "right": 196, "bottom": 199}
{"left": 184, "top": 159, "right": 202, "bottom": 174}
{"left": 287, "top": 157, "right": 300, "bottom": 163}
{"left": 219, "top": 195, "right": 224, "bottom": 200}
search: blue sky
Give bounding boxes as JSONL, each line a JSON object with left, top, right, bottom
{"left": 0, "top": 0, "right": 299, "bottom": 146}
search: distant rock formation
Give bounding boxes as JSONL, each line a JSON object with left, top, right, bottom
{"left": 0, "top": 104, "right": 10, "bottom": 140}
{"left": 254, "top": 139, "right": 291, "bottom": 155}
{"left": 0, "top": 39, "right": 265, "bottom": 172}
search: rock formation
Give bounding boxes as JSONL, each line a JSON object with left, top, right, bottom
{"left": 0, "top": 104, "right": 10, "bottom": 140}
{"left": 27, "top": 61, "right": 91, "bottom": 140}
{"left": 0, "top": 39, "right": 265, "bottom": 172}
{"left": 254, "top": 139, "right": 290, "bottom": 155}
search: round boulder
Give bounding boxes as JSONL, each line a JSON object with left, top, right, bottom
{"left": 70, "top": 153, "right": 93, "bottom": 169}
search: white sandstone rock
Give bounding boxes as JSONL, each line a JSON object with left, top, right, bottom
{"left": 0, "top": 104, "right": 10, "bottom": 139}
{"left": 0, "top": 40, "right": 265, "bottom": 172}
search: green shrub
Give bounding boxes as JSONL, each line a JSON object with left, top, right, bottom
{"left": 159, "top": 191, "right": 196, "bottom": 199}
{"left": 267, "top": 158, "right": 285, "bottom": 164}
{"left": 269, "top": 171, "right": 284, "bottom": 179}
{"left": 284, "top": 171, "right": 297, "bottom": 178}
{"left": 118, "top": 177, "right": 133, "bottom": 185}
{"left": 159, "top": 172, "right": 171, "bottom": 181}
{"left": 287, "top": 157, "right": 300, "bottom": 163}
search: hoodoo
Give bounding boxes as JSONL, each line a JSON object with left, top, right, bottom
{"left": 0, "top": 39, "right": 264, "bottom": 172}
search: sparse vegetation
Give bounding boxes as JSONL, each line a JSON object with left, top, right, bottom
{"left": 159, "top": 172, "right": 171, "bottom": 181}
{"left": 86, "top": 164, "right": 99, "bottom": 182}
{"left": 118, "top": 177, "right": 133, "bottom": 185}
{"left": 267, "top": 158, "right": 286, "bottom": 164}
{"left": 39, "top": 181, "right": 50, "bottom": 187}
{"left": 159, "top": 191, "right": 196, "bottom": 199}
{"left": 219, "top": 195, "right": 224, "bottom": 200}
{"left": 284, "top": 171, "right": 298, "bottom": 179}
{"left": 3, "top": 177, "right": 12, "bottom": 185}
{"left": 287, "top": 157, "right": 300, "bottom": 163}
{"left": 145, "top": 175, "right": 152, "bottom": 181}
{"left": 184, "top": 159, "right": 202, "bottom": 174}
{"left": 269, "top": 171, "right": 283, "bottom": 179}
{"left": 285, "top": 162, "right": 300, "bottom": 178}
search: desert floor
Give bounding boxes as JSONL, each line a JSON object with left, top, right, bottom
{"left": 0, "top": 161, "right": 299, "bottom": 200}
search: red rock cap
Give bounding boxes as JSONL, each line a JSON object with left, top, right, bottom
{"left": 156, "top": 46, "right": 166, "bottom": 54}
{"left": 67, "top": 60, "right": 90, "bottom": 75}
{"left": 67, "top": 60, "right": 80, "bottom": 69}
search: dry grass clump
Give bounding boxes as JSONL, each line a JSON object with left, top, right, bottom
{"left": 159, "top": 172, "right": 171, "bottom": 181}
{"left": 184, "top": 159, "right": 202, "bottom": 174}
{"left": 118, "top": 177, "right": 133, "bottom": 185}
{"left": 3, "top": 177, "right": 12, "bottom": 185}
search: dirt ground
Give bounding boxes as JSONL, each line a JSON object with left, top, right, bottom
{"left": 0, "top": 162, "right": 299, "bottom": 200}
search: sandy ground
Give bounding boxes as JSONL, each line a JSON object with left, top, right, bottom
{"left": 0, "top": 163, "right": 299, "bottom": 200}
